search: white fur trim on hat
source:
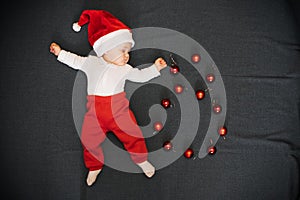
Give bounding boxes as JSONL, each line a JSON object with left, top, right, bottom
{"left": 93, "top": 29, "right": 135, "bottom": 56}
{"left": 72, "top": 22, "right": 81, "bottom": 32}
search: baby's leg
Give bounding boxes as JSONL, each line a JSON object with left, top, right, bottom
{"left": 81, "top": 115, "right": 106, "bottom": 186}
{"left": 110, "top": 94, "right": 155, "bottom": 178}
{"left": 81, "top": 96, "right": 108, "bottom": 186}
{"left": 112, "top": 109, "right": 155, "bottom": 177}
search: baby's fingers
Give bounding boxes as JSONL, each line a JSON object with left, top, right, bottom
{"left": 49, "top": 46, "right": 54, "bottom": 53}
{"left": 159, "top": 59, "right": 167, "bottom": 67}
{"left": 49, "top": 46, "right": 56, "bottom": 54}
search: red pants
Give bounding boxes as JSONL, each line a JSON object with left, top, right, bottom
{"left": 80, "top": 92, "right": 148, "bottom": 171}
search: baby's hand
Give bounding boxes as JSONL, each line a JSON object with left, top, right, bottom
{"left": 50, "top": 42, "right": 61, "bottom": 56}
{"left": 154, "top": 58, "right": 167, "bottom": 71}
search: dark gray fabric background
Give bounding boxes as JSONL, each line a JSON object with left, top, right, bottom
{"left": 1, "top": 0, "right": 299, "bottom": 199}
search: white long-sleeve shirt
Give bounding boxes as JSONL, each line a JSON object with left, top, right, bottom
{"left": 58, "top": 50, "right": 161, "bottom": 96}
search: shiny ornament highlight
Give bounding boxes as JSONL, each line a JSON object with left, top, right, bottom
{"left": 218, "top": 127, "right": 227, "bottom": 137}
{"left": 213, "top": 104, "right": 222, "bottom": 114}
{"left": 153, "top": 121, "right": 163, "bottom": 132}
{"left": 195, "top": 90, "right": 205, "bottom": 100}
{"left": 184, "top": 148, "right": 194, "bottom": 158}
{"left": 161, "top": 98, "right": 171, "bottom": 108}
{"left": 208, "top": 146, "right": 216, "bottom": 155}
{"left": 191, "top": 54, "right": 201, "bottom": 63}
{"left": 206, "top": 74, "right": 215, "bottom": 83}
{"left": 170, "top": 65, "right": 180, "bottom": 74}
{"left": 174, "top": 84, "right": 184, "bottom": 94}
{"left": 163, "top": 141, "right": 173, "bottom": 151}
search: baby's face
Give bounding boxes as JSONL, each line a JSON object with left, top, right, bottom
{"left": 103, "top": 42, "right": 132, "bottom": 66}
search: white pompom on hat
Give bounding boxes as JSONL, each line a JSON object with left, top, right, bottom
{"left": 72, "top": 22, "right": 81, "bottom": 32}
{"left": 72, "top": 10, "right": 135, "bottom": 56}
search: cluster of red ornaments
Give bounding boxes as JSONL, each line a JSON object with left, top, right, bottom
{"left": 181, "top": 126, "right": 227, "bottom": 158}
{"left": 158, "top": 54, "right": 227, "bottom": 158}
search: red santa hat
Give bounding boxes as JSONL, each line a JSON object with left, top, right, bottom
{"left": 72, "top": 10, "right": 135, "bottom": 56}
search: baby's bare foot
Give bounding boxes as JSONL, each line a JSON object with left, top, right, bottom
{"left": 137, "top": 161, "right": 155, "bottom": 178}
{"left": 86, "top": 169, "right": 102, "bottom": 186}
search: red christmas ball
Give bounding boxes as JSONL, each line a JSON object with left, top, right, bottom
{"left": 161, "top": 98, "right": 171, "bottom": 108}
{"left": 191, "top": 54, "right": 201, "bottom": 63}
{"left": 153, "top": 121, "right": 163, "bottom": 132}
{"left": 208, "top": 146, "right": 217, "bottom": 155}
{"left": 174, "top": 84, "right": 184, "bottom": 94}
{"left": 213, "top": 104, "right": 222, "bottom": 114}
{"left": 184, "top": 148, "right": 194, "bottom": 158}
{"left": 206, "top": 74, "right": 215, "bottom": 83}
{"left": 218, "top": 127, "right": 227, "bottom": 137}
{"left": 163, "top": 141, "right": 173, "bottom": 151}
{"left": 170, "top": 65, "right": 180, "bottom": 74}
{"left": 195, "top": 90, "right": 205, "bottom": 100}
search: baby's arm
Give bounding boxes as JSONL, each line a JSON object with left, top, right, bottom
{"left": 126, "top": 57, "right": 167, "bottom": 83}
{"left": 50, "top": 42, "right": 87, "bottom": 70}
